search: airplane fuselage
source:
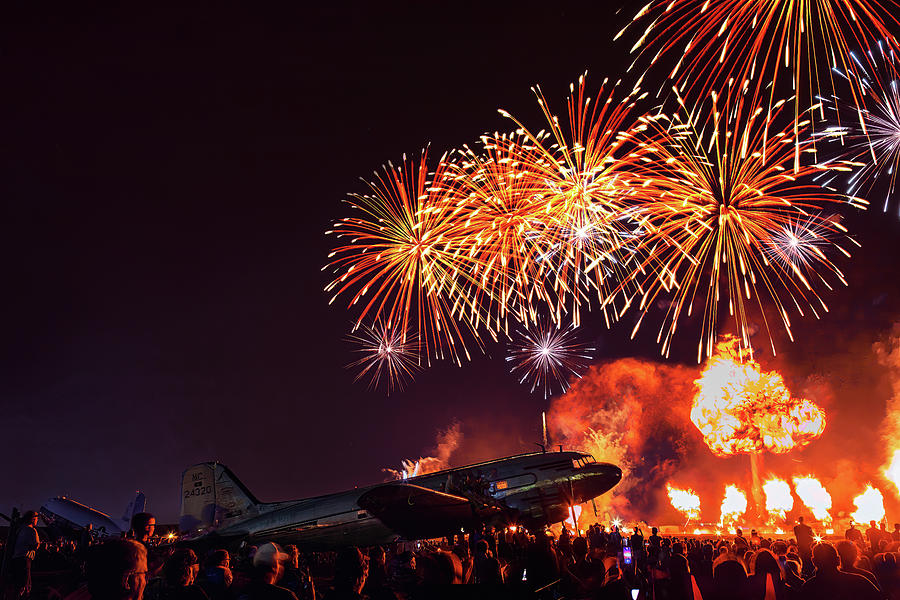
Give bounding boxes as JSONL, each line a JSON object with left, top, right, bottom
{"left": 182, "top": 451, "right": 621, "bottom": 549}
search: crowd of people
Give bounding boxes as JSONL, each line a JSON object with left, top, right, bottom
{"left": 2, "top": 508, "right": 900, "bottom": 600}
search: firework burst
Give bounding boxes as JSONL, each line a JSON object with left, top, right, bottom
{"left": 618, "top": 0, "right": 900, "bottom": 167}
{"left": 762, "top": 213, "right": 846, "bottom": 275}
{"left": 506, "top": 321, "right": 595, "bottom": 398}
{"left": 437, "top": 131, "right": 556, "bottom": 338}
{"left": 325, "top": 149, "right": 481, "bottom": 365}
{"left": 497, "top": 73, "right": 653, "bottom": 328}
{"left": 346, "top": 320, "right": 420, "bottom": 394}
{"left": 831, "top": 41, "right": 900, "bottom": 212}
{"left": 618, "top": 86, "right": 863, "bottom": 361}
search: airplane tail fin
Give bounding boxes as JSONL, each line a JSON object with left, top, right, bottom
{"left": 122, "top": 491, "right": 146, "bottom": 524}
{"left": 180, "top": 463, "right": 259, "bottom": 534}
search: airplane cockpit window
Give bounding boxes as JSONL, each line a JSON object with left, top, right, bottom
{"left": 573, "top": 456, "right": 596, "bottom": 468}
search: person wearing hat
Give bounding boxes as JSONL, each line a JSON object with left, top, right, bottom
{"left": 12, "top": 510, "right": 41, "bottom": 598}
{"left": 237, "top": 542, "right": 298, "bottom": 600}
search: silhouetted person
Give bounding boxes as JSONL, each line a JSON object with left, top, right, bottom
{"left": 145, "top": 548, "right": 207, "bottom": 600}
{"left": 709, "top": 555, "right": 750, "bottom": 600}
{"left": 835, "top": 540, "right": 879, "bottom": 591}
{"left": 800, "top": 542, "right": 880, "bottom": 600}
{"left": 793, "top": 517, "right": 814, "bottom": 573}
{"left": 326, "top": 547, "right": 367, "bottom": 600}
{"left": 473, "top": 539, "right": 502, "bottom": 584}
{"left": 846, "top": 522, "right": 865, "bottom": 546}
{"left": 361, "top": 547, "right": 392, "bottom": 600}
{"left": 84, "top": 539, "right": 149, "bottom": 600}
{"left": 648, "top": 527, "right": 663, "bottom": 565}
{"left": 129, "top": 513, "right": 156, "bottom": 548}
{"left": 750, "top": 529, "right": 762, "bottom": 549}
{"left": 558, "top": 526, "right": 572, "bottom": 556}
{"left": 12, "top": 510, "right": 41, "bottom": 598}
{"left": 783, "top": 559, "right": 804, "bottom": 594}
{"left": 278, "top": 546, "right": 314, "bottom": 600}
{"left": 893, "top": 523, "right": 900, "bottom": 542}
{"left": 735, "top": 528, "right": 749, "bottom": 551}
{"left": 631, "top": 526, "right": 645, "bottom": 568}
{"left": 747, "top": 549, "right": 787, "bottom": 600}
{"left": 665, "top": 552, "right": 695, "bottom": 600}
{"left": 866, "top": 521, "right": 882, "bottom": 552}
{"left": 80, "top": 523, "right": 95, "bottom": 550}
{"left": 198, "top": 550, "right": 233, "bottom": 600}
{"left": 237, "top": 543, "right": 298, "bottom": 600}
{"left": 871, "top": 552, "right": 900, "bottom": 597}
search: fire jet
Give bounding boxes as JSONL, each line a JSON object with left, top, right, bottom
{"left": 180, "top": 451, "right": 621, "bottom": 549}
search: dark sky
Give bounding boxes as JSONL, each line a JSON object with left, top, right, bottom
{"left": 2, "top": 3, "right": 898, "bottom": 523}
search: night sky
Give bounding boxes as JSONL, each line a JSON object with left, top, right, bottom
{"left": 3, "top": 3, "right": 899, "bottom": 523}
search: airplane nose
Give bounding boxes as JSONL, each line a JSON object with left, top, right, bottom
{"left": 581, "top": 462, "right": 622, "bottom": 497}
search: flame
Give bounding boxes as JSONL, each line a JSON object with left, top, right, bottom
{"left": 691, "top": 337, "right": 826, "bottom": 455}
{"left": 719, "top": 484, "right": 748, "bottom": 528}
{"left": 851, "top": 484, "right": 886, "bottom": 524}
{"left": 792, "top": 476, "right": 832, "bottom": 524}
{"left": 385, "top": 423, "right": 462, "bottom": 480}
{"left": 885, "top": 449, "right": 900, "bottom": 494}
{"left": 667, "top": 484, "right": 701, "bottom": 521}
{"left": 564, "top": 504, "right": 583, "bottom": 530}
{"left": 762, "top": 477, "right": 793, "bottom": 520}
{"left": 398, "top": 460, "right": 420, "bottom": 479}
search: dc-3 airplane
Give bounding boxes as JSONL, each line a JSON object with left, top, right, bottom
{"left": 40, "top": 491, "right": 147, "bottom": 537}
{"left": 180, "top": 450, "right": 621, "bottom": 549}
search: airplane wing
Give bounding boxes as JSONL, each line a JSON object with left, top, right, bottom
{"left": 357, "top": 483, "right": 502, "bottom": 540}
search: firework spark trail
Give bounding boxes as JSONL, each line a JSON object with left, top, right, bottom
{"left": 762, "top": 214, "right": 842, "bottom": 274}
{"left": 345, "top": 320, "right": 420, "bottom": 394}
{"left": 830, "top": 41, "right": 900, "bottom": 213}
{"left": 506, "top": 321, "right": 595, "bottom": 399}
{"left": 497, "top": 73, "right": 653, "bottom": 328}
{"left": 437, "top": 132, "right": 560, "bottom": 338}
{"left": 615, "top": 86, "right": 863, "bottom": 360}
{"left": 617, "top": 0, "right": 900, "bottom": 168}
{"left": 325, "top": 149, "right": 483, "bottom": 367}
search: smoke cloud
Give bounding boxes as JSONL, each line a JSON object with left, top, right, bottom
{"left": 384, "top": 422, "right": 463, "bottom": 479}
{"left": 547, "top": 357, "right": 698, "bottom": 518}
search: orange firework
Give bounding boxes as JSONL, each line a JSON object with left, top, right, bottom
{"left": 618, "top": 86, "right": 862, "bottom": 360}
{"left": 691, "top": 337, "right": 826, "bottom": 455}
{"left": 325, "top": 149, "right": 481, "bottom": 366}
{"left": 438, "top": 131, "right": 557, "bottom": 337}
{"left": 497, "top": 73, "right": 652, "bottom": 327}
{"left": 618, "top": 0, "right": 900, "bottom": 165}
